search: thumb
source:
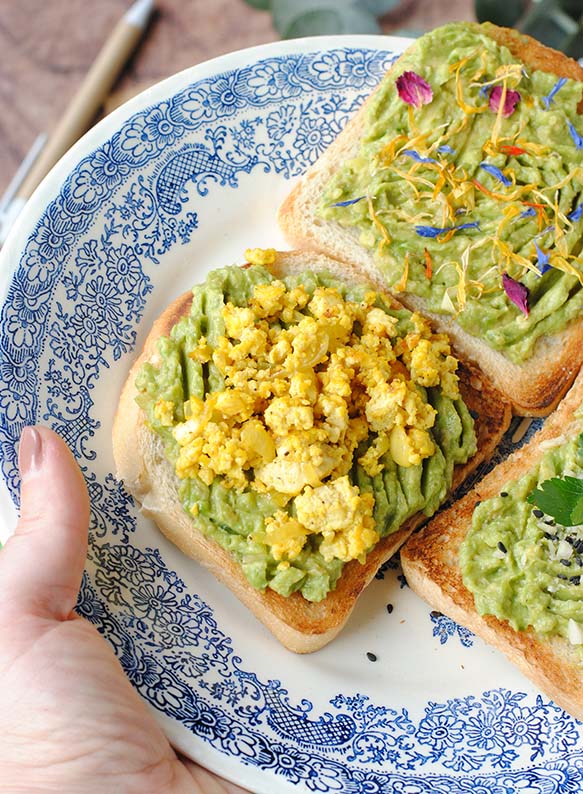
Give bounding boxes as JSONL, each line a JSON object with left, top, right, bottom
{"left": 0, "top": 426, "right": 90, "bottom": 621}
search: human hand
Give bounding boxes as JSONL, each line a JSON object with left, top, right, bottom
{"left": 0, "top": 426, "right": 250, "bottom": 794}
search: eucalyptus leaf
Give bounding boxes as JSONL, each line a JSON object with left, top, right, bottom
{"left": 242, "top": 0, "right": 272, "bottom": 9}
{"left": 283, "top": 7, "right": 382, "bottom": 38}
{"left": 474, "top": 0, "right": 527, "bottom": 27}
{"left": 284, "top": 10, "right": 345, "bottom": 37}
{"left": 272, "top": 0, "right": 353, "bottom": 35}
{"left": 359, "top": 0, "right": 401, "bottom": 16}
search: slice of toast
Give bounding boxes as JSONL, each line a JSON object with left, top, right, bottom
{"left": 113, "top": 250, "right": 511, "bottom": 653}
{"left": 278, "top": 23, "right": 583, "bottom": 417}
{"left": 401, "top": 369, "right": 583, "bottom": 720}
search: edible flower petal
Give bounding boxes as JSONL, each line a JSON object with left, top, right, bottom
{"left": 489, "top": 85, "right": 521, "bottom": 117}
{"left": 520, "top": 207, "right": 537, "bottom": 218}
{"left": 568, "top": 205, "right": 583, "bottom": 222}
{"left": 402, "top": 149, "right": 437, "bottom": 164}
{"left": 479, "top": 162, "right": 512, "bottom": 186}
{"left": 396, "top": 71, "right": 433, "bottom": 108}
{"left": 542, "top": 77, "right": 567, "bottom": 110}
{"left": 499, "top": 144, "right": 527, "bottom": 156}
{"left": 502, "top": 272, "right": 529, "bottom": 316}
{"left": 424, "top": 248, "right": 432, "bottom": 279}
{"left": 438, "top": 145, "right": 455, "bottom": 155}
{"left": 415, "top": 222, "right": 480, "bottom": 239}
{"left": 330, "top": 196, "right": 366, "bottom": 208}
{"left": 568, "top": 122, "right": 583, "bottom": 150}
{"left": 534, "top": 242, "right": 551, "bottom": 275}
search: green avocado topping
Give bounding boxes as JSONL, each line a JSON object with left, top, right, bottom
{"left": 319, "top": 23, "right": 583, "bottom": 364}
{"left": 461, "top": 428, "right": 583, "bottom": 647}
{"left": 136, "top": 263, "right": 476, "bottom": 602}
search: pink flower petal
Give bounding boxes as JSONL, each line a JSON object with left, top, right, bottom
{"left": 489, "top": 86, "right": 521, "bottom": 118}
{"left": 502, "top": 272, "right": 529, "bottom": 316}
{"left": 396, "top": 71, "right": 433, "bottom": 109}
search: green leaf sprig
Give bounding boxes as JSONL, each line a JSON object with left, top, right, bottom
{"left": 244, "top": 0, "right": 402, "bottom": 38}
{"left": 526, "top": 431, "right": 583, "bottom": 526}
{"left": 527, "top": 476, "right": 583, "bottom": 527}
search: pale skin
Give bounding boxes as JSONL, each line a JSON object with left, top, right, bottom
{"left": 0, "top": 426, "right": 250, "bottom": 794}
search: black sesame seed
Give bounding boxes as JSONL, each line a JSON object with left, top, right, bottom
{"left": 386, "top": 603, "right": 394, "bottom": 614}
{"left": 532, "top": 509, "right": 544, "bottom": 519}
{"left": 558, "top": 574, "right": 569, "bottom": 580}
{"left": 544, "top": 519, "right": 556, "bottom": 527}
{"left": 570, "top": 576, "right": 581, "bottom": 585}
{"left": 500, "top": 491, "right": 508, "bottom": 498}
{"left": 560, "top": 558, "right": 572, "bottom": 566}
{"left": 567, "top": 536, "right": 575, "bottom": 546}
{"left": 474, "top": 500, "right": 482, "bottom": 509}
{"left": 544, "top": 532, "right": 554, "bottom": 540}
{"left": 497, "top": 541, "right": 507, "bottom": 553}
{"left": 366, "top": 652, "right": 377, "bottom": 662}
{"left": 575, "top": 541, "right": 583, "bottom": 554}
{"left": 430, "top": 610, "right": 443, "bottom": 618}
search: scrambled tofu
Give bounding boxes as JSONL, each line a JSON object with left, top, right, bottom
{"left": 171, "top": 265, "right": 460, "bottom": 564}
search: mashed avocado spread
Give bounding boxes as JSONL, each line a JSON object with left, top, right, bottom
{"left": 136, "top": 259, "right": 476, "bottom": 601}
{"left": 320, "top": 23, "right": 583, "bottom": 364}
{"left": 461, "top": 426, "right": 583, "bottom": 647}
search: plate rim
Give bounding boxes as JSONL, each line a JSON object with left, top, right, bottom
{"left": 1, "top": 32, "right": 580, "bottom": 794}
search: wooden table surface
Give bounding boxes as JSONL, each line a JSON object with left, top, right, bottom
{"left": 0, "top": 0, "right": 475, "bottom": 196}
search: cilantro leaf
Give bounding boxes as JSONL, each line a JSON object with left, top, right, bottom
{"left": 527, "top": 476, "right": 583, "bottom": 526}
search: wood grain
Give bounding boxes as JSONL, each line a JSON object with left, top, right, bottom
{"left": 0, "top": 0, "right": 474, "bottom": 195}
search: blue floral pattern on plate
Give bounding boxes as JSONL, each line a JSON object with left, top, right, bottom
{"left": 0, "top": 40, "right": 581, "bottom": 793}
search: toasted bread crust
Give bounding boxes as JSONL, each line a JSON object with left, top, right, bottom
{"left": 401, "top": 370, "right": 583, "bottom": 720}
{"left": 278, "top": 23, "right": 583, "bottom": 417}
{"left": 113, "top": 250, "right": 511, "bottom": 653}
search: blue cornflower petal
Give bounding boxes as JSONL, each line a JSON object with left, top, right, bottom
{"left": 542, "top": 78, "right": 567, "bottom": 110}
{"left": 402, "top": 149, "right": 438, "bottom": 164}
{"left": 415, "top": 222, "right": 480, "bottom": 238}
{"left": 479, "top": 162, "right": 512, "bottom": 186}
{"left": 438, "top": 145, "right": 455, "bottom": 155}
{"left": 520, "top": 207, "right": 537, "bottom": 218}
{"left": 330, "top": 196, "right": 366, "bottom": 207}
{"left": 535, "top": 225, "right": 555, "bottom": 240}
{"left": 454, "top": 222, "right": 481, "bottom": 232}
{"left": 568, "top": 122, "right": 583, "bottom": 149}
{"left": 535, "top": 242, "right": 551, "bottom": 275}
{"left": 568, "top": 204, "right": 583, "bottom": 222}
{"left": 415, "top": 226, "right": 444, "bottom": 238}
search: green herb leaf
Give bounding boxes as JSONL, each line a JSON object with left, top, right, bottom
{"left": 572, "top": 496, "right": 583, "bottom": 526}
{"left": 243, "top": 0, "right": 272, "bottom": 9}
{"left": 527, "top": 475, "right": 583, "bottom": 526}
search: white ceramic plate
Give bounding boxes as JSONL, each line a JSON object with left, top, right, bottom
{"left": 1, "top": 35, "right": 582, "bottom": 794}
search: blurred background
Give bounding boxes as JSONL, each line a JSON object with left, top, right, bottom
{"left": 1, "top": 0, "right": 582, "bottom": 204}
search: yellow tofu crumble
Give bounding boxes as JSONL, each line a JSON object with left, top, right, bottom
{"left": 171, "top": 274, "right": 459, "bottom": 564}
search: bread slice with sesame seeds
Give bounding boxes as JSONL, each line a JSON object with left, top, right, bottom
{"left": 113, "top": 249, "right": 511, "bottom": 653}
{"left": 278, "top": 22, "right": 583, "bottom": 417}
{"left": 401, "top": 368, "right": 583, "bottom": 721}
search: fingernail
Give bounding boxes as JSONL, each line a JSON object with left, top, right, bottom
{"left": 19, "top": 427, "right": 43, "bottom": 476}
